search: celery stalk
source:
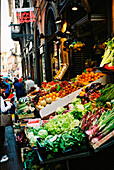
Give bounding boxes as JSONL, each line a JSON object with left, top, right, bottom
{"left": 100, "top": 49, "right": 114, "bottom": 67}
{"left": 100, "top": 48, "right": 111, "bottom": 67}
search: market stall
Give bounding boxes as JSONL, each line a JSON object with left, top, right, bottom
{"left": 12, "top": 37, "right": 114, "bottom": 169}
{"left": 12, "top": 71, "right": 113, "bottom": 170}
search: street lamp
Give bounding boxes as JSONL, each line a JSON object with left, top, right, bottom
{"left": 9, "top": 22, "right": 20, "bottom": 34}
{"left": 55, "top": 16, "right": 62, "bottom": 24}
{"left": 72, "top": 0, "right": 78, "bottom": 11}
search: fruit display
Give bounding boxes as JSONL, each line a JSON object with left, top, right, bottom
{"left": 78, "top": 83, "right": 103, "bottom": 98}
{"left": 36, "top": 80, "right": 78, "bottom": 109}
{"left": 41, "top": 80, "right": 69, "bottom": 93}
{"left": 69, "top": 41, "right": 85, "bottom": 51}
{"left": 35, "top": 68, "right": 105, "bottom": 110}
{"left": 71, "top": 68, "right": 105, "bottom": 86}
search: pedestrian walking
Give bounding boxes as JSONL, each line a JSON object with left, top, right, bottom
{"left": 0, "top": 83, "right": 12, "bottom": 163}
{"left": 14, "top": 78, "right": 24, "bottom": 100}
{"left": 25, "top": 76, "right": 35, "bottom": 94}
{"left": 3, "top": 78, "right": 11, "bottom": 98}
{"left": 19, "top": 76, "right": 23, "bottom": 83}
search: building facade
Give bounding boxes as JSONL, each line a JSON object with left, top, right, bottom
{"left": 10, "top": 0, "right": 114, "bottom": 86}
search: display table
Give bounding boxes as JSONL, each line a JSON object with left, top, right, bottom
{"left": 36, "top": 139, "right": 114, "bottom": 170}
{"left": 39, "top": 75, "right": 109, "bottom": 119}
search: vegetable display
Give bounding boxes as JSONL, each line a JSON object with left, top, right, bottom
{"left": 14, "top": 70, "right": 113, "bottom": 163}
{"left": 38, "top": 127, "right": 88, "bottom": 159}
{"left": 100, "top": 37, "right": 114, "bottom": 67}
{"left": 96, "top": 83, "right": 114, "bottom": 106}
{"left": 43, "top": 112, "right": 80, "bottom": 135}
{"left": 86, "top": 108, "right": 114, "bottom": 144}
{"left": 24, "top": 150, "right": 39, "bottom": 170}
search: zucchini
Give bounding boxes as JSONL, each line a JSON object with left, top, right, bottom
{"left": 18, "top": 103, "right": 27, "bottom": 109}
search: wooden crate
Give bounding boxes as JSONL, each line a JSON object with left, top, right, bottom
{"left": 21, "top": 147, "right": 32, "bottom": 162}
{"left": 18, "top": 112, "right": 34, "bottom": 120}
{"left": 93, "top": 130, "right": 114, "bottom": 149}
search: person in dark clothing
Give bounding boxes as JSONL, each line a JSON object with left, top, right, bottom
{"left": 0, "top": 83, "right": 12, "bottom": 163}
{"left": 9, "top": 98, "right": 15, "bottom": 114}
{"left": 14, "top": 79, "right": 24, "bottom": 100}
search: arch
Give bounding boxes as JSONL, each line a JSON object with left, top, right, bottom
{"left": 45, "top": 2, "right": 57, "bottom": 36}
{"left": 44, "top": 3, "right": 57, "bottom": 82}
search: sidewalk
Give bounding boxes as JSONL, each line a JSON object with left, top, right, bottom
{"left": 0, "top": 126, "right": 23, "bottom": 170}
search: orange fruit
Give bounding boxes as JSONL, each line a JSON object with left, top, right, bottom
{"left": 49, "top": 93, "right": 53, "bottom": 97}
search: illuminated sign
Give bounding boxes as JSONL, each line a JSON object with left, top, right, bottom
{"left": 16, "top": 11, "right": 36, "bottom": 23}
{"left": 13, "top": 7, "right": 36, "bottom": 23}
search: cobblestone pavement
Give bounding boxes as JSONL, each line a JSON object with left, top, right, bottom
{"left": 0, "top": 126, "right": 23, "bottom": 170}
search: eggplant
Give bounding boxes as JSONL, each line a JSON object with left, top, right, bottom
{"left": 85, "top": 86, "right": 90, "bottom": 93}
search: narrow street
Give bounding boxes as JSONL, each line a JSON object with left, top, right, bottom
{"left": 0, "top": 126, "right": 23, "bottom": 170}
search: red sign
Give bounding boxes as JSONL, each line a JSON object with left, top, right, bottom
{"left": 16, "top": 11, "right": 36, "bottom": 23}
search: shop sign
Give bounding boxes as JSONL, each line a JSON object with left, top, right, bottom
{"left": 16, "top": 11, "right": 36, "bottom": 23}
{"left": 12, "top": 7, "right": 36, "bottom": 23}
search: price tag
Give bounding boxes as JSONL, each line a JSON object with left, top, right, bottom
{"left": 57, "top": 85, "right": 60, "bottom": 91}
{"left": 73, "top": 78, "right": 75, "bottom": 82}
{"left": 84, "top": 69, "right": 86, "bottom": 73}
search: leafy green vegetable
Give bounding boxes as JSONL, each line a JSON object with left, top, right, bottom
{"left": 72, "top": 98, "right": 81, "bottom": 106}
{"left": 55, "top": 107, "right": 67, "bottom": 115}
{"left": 40, "top": 127, "right": 87, "bottom": 157}
{"left": 24, "top": 150, "right": 39, "bottom": 170}
{"left": 38, "top": 129, "right": 48, "bottom": 138}
{"left": 83, "top": 102, "right": 92, "bottom": 114}
{"left": 44, "top": 112, "right": 79, "bottom": 135}
{"left": 100, "top": 37, "right": 114, "bottom": 67}
{"left": 96, "top": 84, "right": 114, "bottom": 106}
